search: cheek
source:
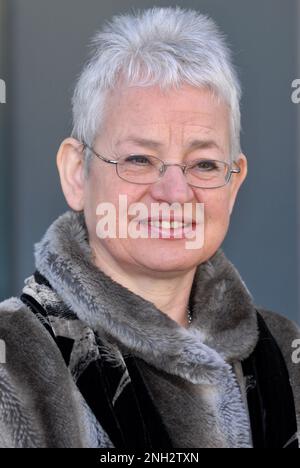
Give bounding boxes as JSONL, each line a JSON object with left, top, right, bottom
{"left": 87, "top": 166, "right": 147, "bottom": 205}
{"left": 84, "top": 172, "right": 148, "bottom": 238}
{"left": 85, "top": 169, "right": 120, "bottom": 215}
{"left": 83, "top": 170, "right": 115, "bottom": 241}
{"left": 199, "top": 191, "right": 231, "bottom": 235}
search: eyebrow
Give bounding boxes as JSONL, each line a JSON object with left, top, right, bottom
{"left": 116, "top": 136, "right": 222, "bottom": 152}
{"left": 116, "top": 137, "right": 162, "bottom": 150}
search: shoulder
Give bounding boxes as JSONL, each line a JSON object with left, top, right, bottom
{"left": 257, "top": 308, "right": 300, "bottom": 371}
{"left": 0, "top": 295, "right": 69, "bottom": 383}
{"left": 0, "top": 297, "right": 50, "bottom": 447}
{"left": 0, "top": 296, "right": 71, "bottom": 376}
{"left": 258, "top": 308, "right": 300, "bottom": 436}
{"left": 258, "top": 308, "right": 300, "bottom": 354}
{"left": 0, "top": 296, "right": 29, "bottom": 316}
{"left": 0, "top": 296, "right": 88, "bottom": 447}
{"left": 0, "top": 296, "right": 38, "bottom": 325}
{"left": 0, "top": 296, "right": 56, "bottom": 354}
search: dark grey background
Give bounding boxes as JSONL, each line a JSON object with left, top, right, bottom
{"left": 0, "top": 0, "right": 299, "bottom": 323}
{"left": 0, "top": 0, "right": 10, "bottom": 300}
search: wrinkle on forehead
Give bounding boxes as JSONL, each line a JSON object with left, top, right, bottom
{"left": 99, "top": 84, "right": 230, "bottom": 155}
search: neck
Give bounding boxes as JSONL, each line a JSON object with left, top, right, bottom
{"left": 90, "top": 242, "right": 196, "bottom": 328}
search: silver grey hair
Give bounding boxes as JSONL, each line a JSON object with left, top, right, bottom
{"left": 71, "top": 7, "right": 242, "bottom": 173}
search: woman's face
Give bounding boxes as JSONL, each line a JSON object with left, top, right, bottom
{"left": 83, "top": 83, "right": 247, "bottom": 276}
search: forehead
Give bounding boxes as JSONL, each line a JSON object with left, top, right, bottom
{"left": 101, "top": 83, "right": 230, "bottom": 147}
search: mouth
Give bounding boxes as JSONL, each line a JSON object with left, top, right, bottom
{"left": 138, "top": 218, "right": 197, "bottom": 239}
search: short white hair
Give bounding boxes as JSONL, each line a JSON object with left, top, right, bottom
{"left": 71, "top": 7, "right": 242, "bottom": 171}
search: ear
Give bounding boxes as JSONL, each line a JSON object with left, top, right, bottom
{"left": 56, "top": 137, "right": 85, "bottom": 211}
{"left": 228, "top": 153, "right": 248, "bottom": 215}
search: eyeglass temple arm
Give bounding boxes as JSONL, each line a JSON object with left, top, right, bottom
{"left": 81, "top": 141, "right": 118, "bottom": 164}
{"left": 230, "top": 162, "right": 241, "bottom": 173}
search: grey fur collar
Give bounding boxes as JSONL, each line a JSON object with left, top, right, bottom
{"left": 32, "top": 211, "right": 258, "bottom": 381}
{"left": 27, "top": 210, "right": 259, "bottom": 447}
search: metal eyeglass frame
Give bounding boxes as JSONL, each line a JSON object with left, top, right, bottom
{"left": 81, "top": 141, "right": 241, "bottom": 189}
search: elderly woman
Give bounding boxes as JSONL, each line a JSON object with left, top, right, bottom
{"left": 0, "top": 7, "right": 299, "bottom": 449}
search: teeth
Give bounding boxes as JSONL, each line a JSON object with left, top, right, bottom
{"left": 162, "top": 221, "right": 174, "bottom": 229}
{"left": 149, "top": 221, "right": 190, "bottom": 229}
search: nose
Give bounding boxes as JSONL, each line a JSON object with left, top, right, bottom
{"left": 149, "top": 163, "right": 195, "bottom": 204}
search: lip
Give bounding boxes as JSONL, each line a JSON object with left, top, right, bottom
{"left": 137, "top": 218, "right": 197, "bottom": 240}
{"left": 139, "top": 216, "right": 196, "bottom": 225}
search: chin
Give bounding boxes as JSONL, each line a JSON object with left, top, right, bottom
{"left": 131, "top": 246, "right": 203, "bottom": 273}
{"left": 138, "top": 260, "right": 196, "bottom": 275}
{"left": 135, "top": 238, "right": 222, "bottom": 272}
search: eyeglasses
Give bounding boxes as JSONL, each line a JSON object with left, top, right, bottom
{"left": 82, "top": 142, "right": 240, "bottom": 189}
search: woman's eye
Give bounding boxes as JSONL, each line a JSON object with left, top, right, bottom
{"left": 194, "top": 160, "right": 218, "bottom": 171}
{"left": 125, "top": 155, "right": 151, "bottom": 165}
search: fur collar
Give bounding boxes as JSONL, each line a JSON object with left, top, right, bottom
{"left": 32, "top": 210, "right": 258, "bottom": 386}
